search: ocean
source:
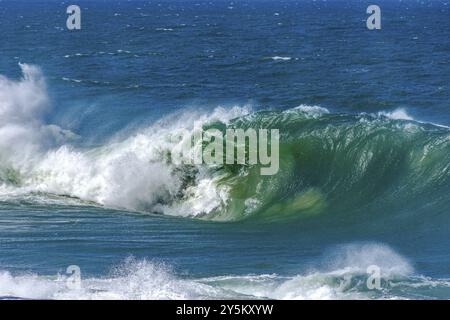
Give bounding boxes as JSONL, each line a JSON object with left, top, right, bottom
{"left": 0, "top": 0, "right": 450, "bottom": 299}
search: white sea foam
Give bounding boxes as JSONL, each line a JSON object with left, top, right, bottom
{"left": 0, "top": 259, "right": 227, "bottom": 300}
{"left": 378, "top": 108, "right": 450, "bottom": 129}
{"left": 204, "top": 243, "right": 415, "bottom": 300}
{"left": 0, "top": 64, "right": 76, "bottom": 166}
{"left": 0, "top": 244, "right": 444, "bottom": 300}
{"left": 288, "top": 104, "right": 330, "bottom": 119}
{"left": 378, "top": 108, "right": 414, "bottom": 121}
{"left": 270, "top": 56, "right": 291, "bottom": 61}
{"left": 323, "top": 243, "right": 414, "bottom": 277}
{"left": 0, "top": 64, "right": 250, "bottom": 217}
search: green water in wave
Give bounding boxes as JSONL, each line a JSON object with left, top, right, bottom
{"left": 200, "top": 110, "right": 450, "bottom": 221}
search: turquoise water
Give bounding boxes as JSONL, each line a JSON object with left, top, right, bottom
{"left": 0, "top": 0, "right": 450, "bottom": 299}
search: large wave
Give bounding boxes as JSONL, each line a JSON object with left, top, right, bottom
{"left": 1, "top": 65, "right": 450, "bottom": 222}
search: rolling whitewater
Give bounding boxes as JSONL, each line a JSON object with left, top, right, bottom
{"left": 1, "top": 0, "right": 450, "bottom": 299}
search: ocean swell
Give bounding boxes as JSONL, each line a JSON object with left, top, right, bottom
{"left": 1, "top": 65, "right": 450, "bottom": 223}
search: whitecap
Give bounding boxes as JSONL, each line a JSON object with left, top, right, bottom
{"left": 271, "top": 56, "right": 291, "bottom": 61}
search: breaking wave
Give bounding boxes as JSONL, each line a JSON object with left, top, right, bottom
{"left": 1, "top": 243, "right": 448, "bottom": 300}
{"left": 1, "top": 65, "right": 450, "bottom": 223}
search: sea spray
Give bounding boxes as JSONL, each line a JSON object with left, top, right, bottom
{"left": 1, "top": 244, "right": 445, "bottom": 300}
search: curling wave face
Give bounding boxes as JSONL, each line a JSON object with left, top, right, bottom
{"left": 1, "top": 65, "right": 450, "bottom": 222}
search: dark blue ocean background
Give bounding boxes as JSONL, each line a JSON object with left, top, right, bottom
{"left": 0, "top": 0, "right": 449, "bottom": 299}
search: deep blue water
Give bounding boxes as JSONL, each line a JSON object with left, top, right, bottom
{"left": 0, "top": 0, "right": 449, "bottom": 299}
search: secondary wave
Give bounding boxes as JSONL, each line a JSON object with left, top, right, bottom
{"left": 1, "top": 243, "right": 448, "bottom": 300}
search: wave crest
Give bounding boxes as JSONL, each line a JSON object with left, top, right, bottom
{"left": 1, "top": 65, "right": 450, "bottom": 222}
